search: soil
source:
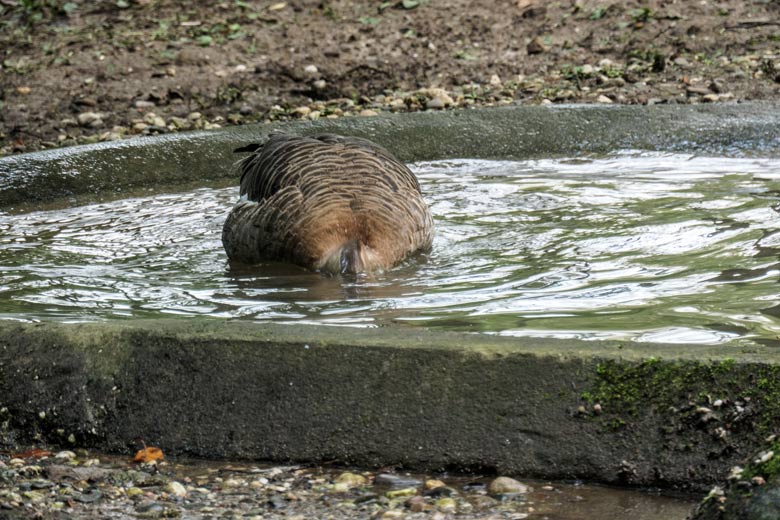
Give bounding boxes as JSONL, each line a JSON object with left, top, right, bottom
{"left": 1, "top": 0, "right": 779, "bottom": 156}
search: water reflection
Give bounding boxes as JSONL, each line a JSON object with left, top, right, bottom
{"left": 1, "top": 153, "right": 780, "bottom": 345}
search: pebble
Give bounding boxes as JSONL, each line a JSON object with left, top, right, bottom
{"left": 77, "top": 112, "right": 103, "bottom": 127}
{"left": 426, "top": 97, "right": 446, "bottom": 109}
{"left": 239, "top": 104, "right": 253, "bottom": 115}
{"left": 435, "top": 497, "right": 457, "bottom": 512}
{"left": 187, "top": 111, "right": 202, "bottom": 121}
{"left": 488, "top": 476, "right": 529, "bottom": 495}
{"left": 596, "top": 95, "right": 613, "bottom": 104}
{"left": 165, "top": 481, "right": 187, "bottom": 497}
{"left": 304, "top": 64, "right": 319, "bottom": 74}
{"left": 359, "top": 109, "right": 379, "bottom": 117}
{"left": 293, "top": 106, "right": 311, "bottom": 117}
{"left": 425, "top": 479, "right": 446, "bottom": 490}
{"left": 54, "top": 450, "right": 76, "bottom": 461}
{"left": 490, "top": 74, "right": 502, "bottom": 86}
{"left": 385, "top": 487, "right": 417, "bottom": 498}
{"left": 133, "top": 100, "right": 156, "bottom": 109}
{"left": 375, "top": 473, "right": 422, "bottom": 488}
{"left": 143, "top": 112, "right": 166, "bottom": 127}
{"left": 169, "top": 117, "right": 190, "bottom": 129}
{"left": 335, "top": 472, "right": 367, "bottom": 488}
{"left": 527, "top": 37, "right": 548, "bottom": 55}
{"left": 16, "top": 86, "right": 31, "bottom": 95}
{"left": 755, "top": 450, "right": 774, "bottom": 464}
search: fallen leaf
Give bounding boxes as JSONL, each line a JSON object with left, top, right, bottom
{"left": 132, "top": 446, "right": 164, "bottom": 463}
{"left": 11, "top": 448, "right": 52, "bottom": 459}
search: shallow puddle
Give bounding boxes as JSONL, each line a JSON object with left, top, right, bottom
{"left": 1, "top": 152, "right": 779, "bottom": 346}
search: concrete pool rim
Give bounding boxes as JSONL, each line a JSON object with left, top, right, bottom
{"left": 2, "top": 103, "right": 780, "bottom": 491}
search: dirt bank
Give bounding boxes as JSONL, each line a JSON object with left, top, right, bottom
{"left": 1, "top": 0, "right": 779, "bottom": 156}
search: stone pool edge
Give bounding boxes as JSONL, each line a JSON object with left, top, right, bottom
{"left": 2, "top": 319, "right": 779, "bottom": 491}
{"left": 2, "top": 102, "right": 780, "bottom": 210}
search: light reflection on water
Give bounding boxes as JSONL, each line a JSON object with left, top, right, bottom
{"left": 1, "top": 152, "right": 779, "bottom": 346}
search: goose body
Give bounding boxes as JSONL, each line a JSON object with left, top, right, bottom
{"left": 222, "top": 133, "right": 434, "bottom": 274}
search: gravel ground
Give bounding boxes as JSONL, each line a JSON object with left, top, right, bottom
{"left": 2, "top": 0, "right": 780, "bottom": 156}
{"left": 0, "top": 448, "right": 697, "bottom": 519}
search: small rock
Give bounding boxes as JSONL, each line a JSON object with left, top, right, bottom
{"left": 423, "top": 486, "right": 456, "bottom": 498}
{"left": 135, "top": 500, "right": 164, "bottom": 513}
{"left": 134, "top": 100, "right": 156, "bottom": 109}
{"left": 187, "top": 111, "right": 202, "bottom": 121}
{"left": 386, "top": 487, "right": 417, "bottom": 499}
{"left": 435, "top": 497, "right": 457, "bottom": 512}
{"left": 527, "top": 37, "right": 548, "bottom": 55}
{"left": 143, "top": 112, "right": 166, "bottom": 127}
{"left": 375, "top": 473, "right": 422, "bottom": 488}
{"left": 335, "top": 472, "right": 367, "bottom": 489}
{"left": 426, "top": 97, "right": 446, "bottom": 109}
{"left": 489, "top": 74, "right": 502, "bottom": 86}
{"left": 239, "top": 104, "right": 253, "bottom": 115}
{"left": 77, "top": 113, "right": 102, "bottom": 127}
{"left": 21, "top": 490, "right": 45, "bottom": 502}
{"left": 673, "top": 56, "right": 691, "bottom": 68}
{"left": 303, "top": 64, "right": 319, "bottom": 74}
{"left": 169, "top": 117, "right": 190, "bottom": 129}
{"left": 701, "top": 93, "right": 720, "bottom": 103}
{"left": 165, "top": 481, "right": 187, "bottom": 498}
{"left": 425, "top": 479, "right": 446, "bottom": 490}
{"left": 488, "top": 476, "right": 529, "bottom": 496}
{"left": 132, "top": 122, "right": 149, "bottom": 133}
{"left": 755, "top": 450, "right": 775, "bottom": 464}
{"left": 406, "top": 495, "right": 427, "bottom": 512}
{"left": 359, "top": 109, "right": 379, "bottom": 117}
{"left": 540, "top": 98, "right": 553, "bottom": 105}
{"left": 127, "top": 487, "right": 144, "bottom": 498}
{"left": 313, "top": 79, "right": 327, "bottom": 90}
{"left": 16, "top": 86, "right": 31, "bottom": 95}
{"left": 381, "top": 511, "right": 404, "bottom": 519}
{"left": 596, "top": 95, "right": 613, "bottom": 104}
{"left": 54, "top": 450, "right": 76, "bottom": 461}
{"left": 293, "top": 106, "right": 311, "bottom": 117}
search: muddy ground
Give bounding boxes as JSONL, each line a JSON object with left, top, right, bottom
{"left": 1, "top": 0, "right": 779, "bottom": 156}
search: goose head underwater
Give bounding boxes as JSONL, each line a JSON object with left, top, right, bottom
{"left": 222, "top": 133, "right": 434, "bottom": 274}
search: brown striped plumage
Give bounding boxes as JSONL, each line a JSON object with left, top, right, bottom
{"left": 222, "top": 133, "right": 434, "bottom": 274}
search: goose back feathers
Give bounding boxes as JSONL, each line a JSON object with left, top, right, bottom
{"left": 222, "top": 133, "right": 434, "bottom": 274}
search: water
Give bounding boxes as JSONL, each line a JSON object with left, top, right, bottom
{"left": 1, "top": 152, "right": 779, "bottom": 346}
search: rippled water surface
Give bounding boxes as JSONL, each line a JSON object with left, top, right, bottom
{"left": 2, "top": 153, "right": 780, "bottom": 345}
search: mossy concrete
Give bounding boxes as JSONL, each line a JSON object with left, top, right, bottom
{"left": 2, "top": 319, "right": 780, "bottom": 491}
{"left": 1, "top": 103, "right": 780, "bottom": 211}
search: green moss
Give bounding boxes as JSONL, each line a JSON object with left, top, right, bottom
{"left": 741, "top": 441, "right": 780, "bottom": 482}
{"left": 582, "top": 357, "right": 780, "bottom": 437}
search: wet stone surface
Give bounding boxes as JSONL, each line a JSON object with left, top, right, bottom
{"left": 0, "top": 449, "right": 696, "bottom": 519}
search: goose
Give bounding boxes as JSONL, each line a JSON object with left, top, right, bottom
{"left": 222, "top": 133, "right": 434, "bottom": 274}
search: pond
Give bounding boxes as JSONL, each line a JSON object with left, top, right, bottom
{"left": 2, "top": 152, "right": 779, "bottom": 346}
